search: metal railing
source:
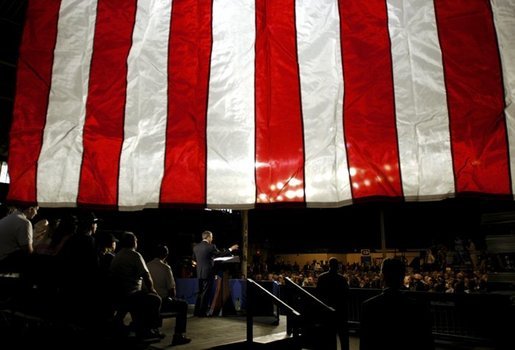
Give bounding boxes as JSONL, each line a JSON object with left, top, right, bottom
{"left": 284, "top": 277, "right": 335, "bottom": 313}
{"left": 282, "top": 277, "right": 341, "bottom": 349}
{"left": 291, "top": 285, "right": 513, "bottom": 347}
{"left": 246, "top": 278, "right": 300, "bottom": 346}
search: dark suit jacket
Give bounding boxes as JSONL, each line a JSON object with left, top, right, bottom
{"left": 359, "top": 288, "right": 434, "bottom": 350}
{"left": 316, "top": 271, "right": 349, "bottom": 314}
{"left": 192, "top": 241, "right": 232, "bottom": 280}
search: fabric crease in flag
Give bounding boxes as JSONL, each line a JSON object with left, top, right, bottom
{"left": 7, "top": 0, "right": 515, "bottom": 210}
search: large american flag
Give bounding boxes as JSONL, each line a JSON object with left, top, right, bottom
{"left": 7, "top": 0, "right": 515, "bottom": 210}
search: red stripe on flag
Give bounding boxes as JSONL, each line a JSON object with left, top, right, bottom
{"left": 7, "top": 0, "right": 62, "bottom": 205}
{"left": 77, "top": 0, "right": 137, "bottom": 207}
{"left": 159, "top": 0, "right": 212, "bottom": 205}
{"left": 339, "top": 0, "right": 402, "bottom": 199}
{"left": 255, "top": 0, "right": 305, "bottom": 204}
{"left": 434, "top": 0, "right": 510, "bottom": 195}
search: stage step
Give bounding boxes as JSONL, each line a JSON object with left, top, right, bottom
{"left": 210, "top": 331, "right": 298, "bottom": 349}
{"left": 254, "top": 331, "right": 292, "bottom": 344}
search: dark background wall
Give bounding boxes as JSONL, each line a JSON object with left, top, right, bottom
{"left": 0, "top": 0, "right": 27, "bottom": 162}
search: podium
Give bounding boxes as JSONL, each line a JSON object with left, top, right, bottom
{"left": 209, "top": 255, "right": 240, "bottom": 316}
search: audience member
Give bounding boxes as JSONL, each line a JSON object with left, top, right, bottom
{"left": 148, "top": 244, "right": 191, "bottom": 346}
{"left": 58, "top": 212, "right": 100, "bottom": 324}
{"left": 110, "top": 232, "right": 162, "bottom": 341}
{"left": 93, "top": 231, "right": 119, "bottom": 321}
{"left": 58, "top": 213, "right": 99, "bottom": 282}
{"left": 96, "top": 231, "right": 118, "bottom": 275}
{"left": 0, "top": 205, "right": 38, "bottom": 272}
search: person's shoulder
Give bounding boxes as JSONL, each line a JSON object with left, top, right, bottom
{"left": 121, "top": 248, "right": 143, "bottom": 259}
{"left": 158, "top": 258, "right": 171, "bottom": 269}
{"left": 336, "top": 272, "right": 347, "bottom": 280}
{"left": 194, "top": 241, "right": 207, "bottom": 251}
{"left": 147, "top": 258, "right": 159, "bottom": 267}
{"left": 318, "top": 271, "right": 346, "bottom": 280}
{"left": 113, "top": 247, "right": 128, "bottom": 257}
{"left": 316, "top": 272, "right": 328, "bottom": 286}
{"left": 13, "top": 212, "right": 31, "bottom": 225}
{"left": 318, "top": 271, "right": 329, "bottom": 278}
{"left": 336, "top": 273, "right": 349, "bottom": 287}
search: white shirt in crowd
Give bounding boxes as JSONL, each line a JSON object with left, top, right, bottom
{"left": 0, "top": 211, "right": 33, "bottom": 261}
{"left": 147, "top": 258, "right": 176, "bottom": 299}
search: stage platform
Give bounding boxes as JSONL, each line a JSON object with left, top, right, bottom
{"left": 1, "top": 303, "right": 497, "bottom": 350}
{"left": 150, "top": 312, "right": 361, "bottom": 350}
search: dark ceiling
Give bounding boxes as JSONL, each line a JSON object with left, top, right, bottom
{"left": 0, "top": 0, "right": 27, "bottom": 161}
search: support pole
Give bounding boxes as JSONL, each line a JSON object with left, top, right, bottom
{"left": 246, "top": 280, "right": 253, "bottom": 345}
{"left": 242, "top": 211, "right": 252, "bottom": 345}
{"left": 241, "top": 209, "right": 249, "bottom": 278}
{"left": 380, "top": 209, "right": 387, "bottom": 258}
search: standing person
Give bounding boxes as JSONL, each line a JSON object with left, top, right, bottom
{"left": 316, "top": 257, "right": 350, "bottom": 350}
{"left": 0, "top": 205, "right": 38, "bottom": 272}
{"left": 192, "top": 230, "right": 238, "bottom": 317}
{"left": 58, "top": 212, "right": 100, "bottom": 324}
{"left": 148, "top": 244, "right": 191, "bottom": 346}
{"left": 359, "top": 258, "right": 434, "bottom": 350}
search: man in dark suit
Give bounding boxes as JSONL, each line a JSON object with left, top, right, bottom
{"left": 359, "top": 258, "right": 434, "bottom": 350}
{"left": 316, "top": 257, "right": 350, "bottom": 350}
{"left": 192, "top": 230, "right": 238, "bottom": 317}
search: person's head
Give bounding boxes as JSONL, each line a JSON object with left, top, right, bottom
{"left": 155, "top": 244, "right": 169, "bottom": 260}
{"left": 202, "top": 230, "right": 213, "bottom": 243}
{"left": 381, "top": 258, "right": 405, "bottom": 289}
{"left": 18, "top": 205, "right": 38, "bottom": 220}
{"left": 55, "top": 214, "right": 77, "bottom": 235}
{"left": 96, "top": 231, "right": 119, "bottom": 252}
{"left": 120, "top": 231, "right": 137, "bottom": 249}
{"left": 78, "top": 212, "right": 100, "bottom": 235}
{"left": 328, "top": 257, "right": 339, "bottom": 272}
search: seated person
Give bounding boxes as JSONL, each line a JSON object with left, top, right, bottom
{"left": 0, "top": 205, "right": 38, "bottom": 273}
{"left": 110, "top": 232, "right": 162, "bottom": 340}
{"left": 148, "top": 244, "right": 191, "bottom": 346}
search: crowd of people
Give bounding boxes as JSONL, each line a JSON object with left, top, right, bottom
{"left": 248, "top": 236, "right": 491, "bottom": 295}
{"left": 0, "top": 205, "right": 248, "bottom": 348}
{"left": 0, "top": 204, "right": 508, "bottom": 349}
{"left": 0, "top": 205, "right": 191, "bottom": 345}
{"left": 250, "top": 260, "right": 490, "bottom": 295}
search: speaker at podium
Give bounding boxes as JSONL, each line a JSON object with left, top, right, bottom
{"left": 209, "top": 255, "right": 241, "bottom": 316}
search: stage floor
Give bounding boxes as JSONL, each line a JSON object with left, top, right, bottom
{"left": 150, "top": 313, "right": 360, "bottom": 350}
{"left": 151, "top": 311, "right": 494, "bottom": 350}
{"left": 1, "top": 304, "right": 495, "bottom": 350}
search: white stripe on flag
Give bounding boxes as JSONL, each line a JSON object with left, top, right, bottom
{"left": 387, "top": 0, "right": 454, "bottom": 199}
{"left": 206, "top": 0, "right": 256, "bottom": 207}
{"left": 491, "top": 0, "right": 515, "bottom": 198}
{"left": 296, "top": 0, "right": 351, "bottom": 207}
{"left": 118, "top": 0, "right": 171, "bottom": 209}
{"left": 37, "top": 0, "right": 98, "bottom": 206}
